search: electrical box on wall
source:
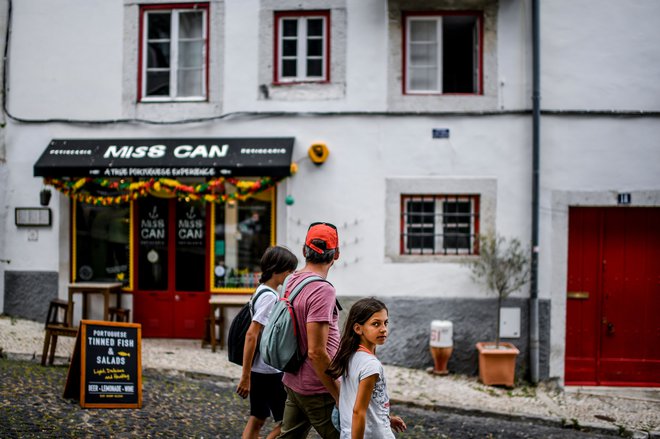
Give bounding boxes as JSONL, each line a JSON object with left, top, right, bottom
{"left": 432, "top": 128, "right": 450, "bottom": 139}
{"left": 499, "top": 307, "right": 521, "bottom": 338}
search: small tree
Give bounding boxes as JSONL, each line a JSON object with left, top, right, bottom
{"left": 468, "top": 234, "right": 531, "bottom": 348}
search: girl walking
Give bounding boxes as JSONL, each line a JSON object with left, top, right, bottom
{"left": 236, "top": 246, "right": 298, "bottom": 439}
{"left": 327, "top": 298, "right": 407, "bottom": 438}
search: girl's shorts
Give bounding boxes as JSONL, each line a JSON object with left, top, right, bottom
{"left": 250, "top": 371, "right": 286, "bottom": 422}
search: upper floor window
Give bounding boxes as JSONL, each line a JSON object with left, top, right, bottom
{"left": 403, "top": 12, "right": 482, "bottom": 95}
{"left": 139, "top": 4, "right": 209, "bottom": 101}
{"left": 401, "top": 194, "right": 480, "bottom": 255}
{"left": 274, "top": 11, "right": 330, "bottom": 84}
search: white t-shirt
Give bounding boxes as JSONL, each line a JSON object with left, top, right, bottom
{"left": 250, "top": 285, "right": 280, "bottom": 374}
{"left": 338, "top": 351, "right": 394, "bottom": 439}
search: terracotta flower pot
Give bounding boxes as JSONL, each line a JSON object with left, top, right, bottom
{"left": 475, "top": 342, "right": 520, "bottom": 387}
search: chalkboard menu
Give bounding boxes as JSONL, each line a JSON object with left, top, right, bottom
{"left": 64, "top": 320, "right": 142, "bottom": 408}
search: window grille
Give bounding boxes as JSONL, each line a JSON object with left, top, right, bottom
{"left": 401, "top": 195, "right": 480, "bottom": 255}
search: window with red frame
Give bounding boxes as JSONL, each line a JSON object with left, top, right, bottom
{"left": 274, "top": 11, "right": 329, "bottom": 83}
{"left": 140, "top": 4, "right": 208, "bottom": 101}
{"left": 403, "top": 12, "right": 482, "bottom": 94}
{"left": 401, "top": 195, "right": 480, "bottom": 255}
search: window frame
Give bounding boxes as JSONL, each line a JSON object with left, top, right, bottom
{"left": 138, "top": 3, "right": 210, "bottom": 102}
{"left": 402, "top": 10, "right": 483, "bottom": 96}
{"left": 273, "top": 10, "right": 331, "bottom": 85}
{"left": 400, "top": 194, "right": 480, "bottom": 256}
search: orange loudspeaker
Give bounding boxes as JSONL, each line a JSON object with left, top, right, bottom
{"left": 308, "top": 143, "right": 329, "bottom": 165}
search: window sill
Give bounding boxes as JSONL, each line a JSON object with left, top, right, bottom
{"left": 260, "top": 81, "right": 345, "bottom": 101}
{"left": 386, "top": 254, "right": 480, "bottom": 264}
{"left": 139, "top": 97, "right": 208, "bottom": 103}
{"left": 388, "top": 93, "right": 498, "bottom": 112}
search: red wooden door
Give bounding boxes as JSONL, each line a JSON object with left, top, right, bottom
{"left": 565, "top": 207, "right": 660, "bottom": 386}
{"left": 133, "top": 198, "right": 209, "bottom": 338}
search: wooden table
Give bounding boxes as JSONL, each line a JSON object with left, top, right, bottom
{"left": 67, "top": 282, "right": 124, "bottom": 326}
{"left": 208, "top": 295, "right": 250, "bottom": 352}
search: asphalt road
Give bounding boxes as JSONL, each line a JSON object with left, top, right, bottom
{"left": 0, "top": 358, "right": 618, "bottom": 438}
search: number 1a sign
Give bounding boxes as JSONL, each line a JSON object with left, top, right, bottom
{"left": 64, "top": 320, "right": 142, "bottom": 409}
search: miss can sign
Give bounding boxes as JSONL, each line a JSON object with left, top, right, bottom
{"left": 64, "top": 320, "right": 142, "bottom": 409}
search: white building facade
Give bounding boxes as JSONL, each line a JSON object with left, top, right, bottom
{"left": 1, "top": 0, "right": 658, "bottom": 385}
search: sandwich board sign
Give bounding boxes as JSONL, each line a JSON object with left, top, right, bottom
{"left": 63, "top": 320, "right": 142, "bottom": 408}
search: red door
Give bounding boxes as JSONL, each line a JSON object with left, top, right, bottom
{"left": 133, "top": 197, "right": 210, "bottom": 338}
{"left": 565, "top": 207, "right": 660, "bottom": 386}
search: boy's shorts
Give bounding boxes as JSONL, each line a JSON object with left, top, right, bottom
{"left": 250, "top": 371, "right": 286, "bottom": 422}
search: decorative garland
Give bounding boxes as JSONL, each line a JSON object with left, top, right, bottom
{"left": 45, "top": 163, "right": 297, "bottom": 206}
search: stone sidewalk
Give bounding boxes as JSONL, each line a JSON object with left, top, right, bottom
{"left": 1, "top": 316, "right": 658, "bottom": 437}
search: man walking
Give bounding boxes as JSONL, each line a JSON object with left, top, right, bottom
{"left": 278, "top": 222, "right": 341, "bottom": 439}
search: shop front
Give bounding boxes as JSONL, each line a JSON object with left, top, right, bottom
{"left": 34, "top": 138, "right": 294, "bottom": 338}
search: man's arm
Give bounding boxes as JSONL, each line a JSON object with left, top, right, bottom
{"left": 307, "top": 321, "right": 340, "bottom": 403}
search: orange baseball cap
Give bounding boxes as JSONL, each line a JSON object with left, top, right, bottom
{"left": 305, "top": 222, "right": 339, "bottom": 254}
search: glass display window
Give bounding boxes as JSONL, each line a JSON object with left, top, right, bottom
{"left": 73, "top": 201, "right": 132, "bottom": 287}
{"left": 211, "top": 187, "right": 275, "bottom": 292}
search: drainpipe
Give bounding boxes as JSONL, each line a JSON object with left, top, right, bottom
{"left": 529, "top": 0, "right": 541, "bottom": 384}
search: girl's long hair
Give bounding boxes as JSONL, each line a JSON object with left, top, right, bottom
{"left": 326, "top": 298, "right": 388, "bottom": 379}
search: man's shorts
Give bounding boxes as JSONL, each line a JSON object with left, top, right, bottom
{"left": 250, "top": 371, "right": 286, "bottom": 422}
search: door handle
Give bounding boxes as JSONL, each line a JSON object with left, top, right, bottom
{"left": 602, "top": 318, "right": 615, "bottom": 335}
{"left": 175, "top": 294, "right": 181, "bottom": 302}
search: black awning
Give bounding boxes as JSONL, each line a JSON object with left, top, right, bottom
{"left": 34, "top": 138, "right": 295, "bottom": 178}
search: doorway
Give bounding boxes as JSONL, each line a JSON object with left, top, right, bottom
{"left": 132, "top": 197, "right": 209, "bottom": 338}
{"left": 565, "top": 207, "right": 660, "bottom": 386}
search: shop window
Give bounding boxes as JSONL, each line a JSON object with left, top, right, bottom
{"left": 212, "top": 187, "right": 275, "bottom": 291}
{"left": 274, "top": 11, "right": 330, "bottom": 84}
{"left": 139, "top": 3, "right": 209, "bottom": 101}
{"left": 74, "top": 202, "right": 130, "bottom": 284}
{"left": 403, "top": 12, "right": 482, "bottom": 94}
{"left": 401, "top": 195, "right": 480, "bottom": 255}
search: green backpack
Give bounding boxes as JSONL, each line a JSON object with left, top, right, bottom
{"left": 259, "top": 275, "right": 328, "bottom": 373}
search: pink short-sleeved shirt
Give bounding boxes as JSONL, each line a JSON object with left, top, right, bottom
{"left": 282, "top": 271, "right": 340, "bottom": 395}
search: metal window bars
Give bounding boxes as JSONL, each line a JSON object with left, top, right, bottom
{"left": 401, "top": 195, "right": 479, "bottom": 255}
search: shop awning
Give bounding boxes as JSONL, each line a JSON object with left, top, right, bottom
{"left": 34, "top": 138, "right": 295, "bottom": 178}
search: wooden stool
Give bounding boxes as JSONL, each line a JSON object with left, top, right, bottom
{"left": 45, "top": 298, "right": 69, "bottom": 328}
{"left": 41, "top": 324, "right": 78, "bottom": 366}
{"left": 108, "top": 307, "right": 130, "bottom": 322}
{"left": 201, "top": 316, "right": 222, "bottom": 350}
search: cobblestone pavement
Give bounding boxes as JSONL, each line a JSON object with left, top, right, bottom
{"left": 1, "top": 358, "right": 622, "bottom": 438}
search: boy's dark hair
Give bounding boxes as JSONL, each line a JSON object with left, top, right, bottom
{"left": 303, "top": 239, "right": 337, "bottom": 264}
{"left": 259, "top": 246, "right": 298, "bottom": 283}
{"left": 326, "top": 297, "right": 388, "bottom": 380}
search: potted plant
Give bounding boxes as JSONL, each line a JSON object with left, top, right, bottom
{"left": 467, "top": 233, "right": 530, "bottom": 387}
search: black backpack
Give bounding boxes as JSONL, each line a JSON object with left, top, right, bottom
{"left": 227, "top": 287, "right": 277, "bottom": 366}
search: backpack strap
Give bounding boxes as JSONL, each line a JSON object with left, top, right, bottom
{"left": 282, "top": 275, "right": 342, "bottom": 310}
{"left": 250, "top": 286, "right": 278, "bottom": 316}
{"left": 285, "top": 274, "right": 328, "bottom": 304}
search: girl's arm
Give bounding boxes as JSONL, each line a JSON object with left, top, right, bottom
{"left": 351, "top": 373, "right": 378, "bottom": 439}
{"left": 236, "top": 321, "right": 263, "bottom": 399}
